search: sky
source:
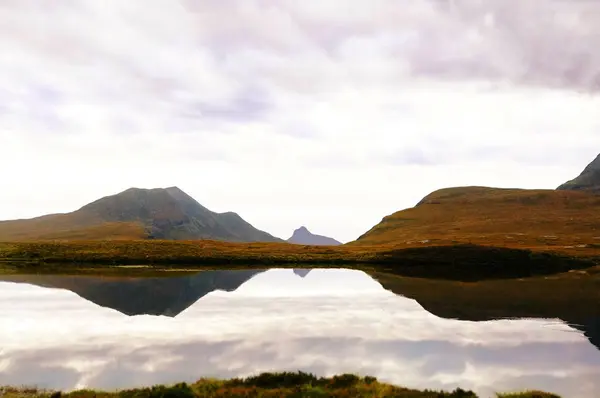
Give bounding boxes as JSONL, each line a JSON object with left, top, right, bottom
{"left": 1, "top": 0, "right": 600, "bottom": 243}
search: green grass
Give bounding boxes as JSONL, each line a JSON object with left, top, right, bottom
{"left": 0, "top": 372, "right": 560, "bottom": 397}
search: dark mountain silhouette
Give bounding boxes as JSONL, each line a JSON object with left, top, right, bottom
{"left": 557, "top": 153, "right": 600, "bottom": 193}
{"left": 287, "top": 226, "right": 341, "bottom": 245}
{"left": 0, "top": 187, "right": 282, "bottom": 242}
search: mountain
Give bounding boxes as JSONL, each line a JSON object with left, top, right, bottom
{"left": 351, "top": 186, "right": 600, "bottom": 249}
{"left": 287, "top": 226, "right": 341, "bottom": 246}
{"left": 557, "top": 153, "right": 600, "bottom": 193}
{"left": 0, "top": 187, "right": 282, "bottom": 242}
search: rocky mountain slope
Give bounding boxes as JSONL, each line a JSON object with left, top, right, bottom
{"left": 557, "top": 153, "right": 600, "bottom": 193}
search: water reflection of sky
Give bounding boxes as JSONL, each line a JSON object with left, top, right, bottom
{"left": 1, "top": 269, "right": 599, "bottom": 398}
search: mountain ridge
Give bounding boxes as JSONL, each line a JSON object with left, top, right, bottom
{"left": 0, "top": 187, "right": 283, "bottom": 243}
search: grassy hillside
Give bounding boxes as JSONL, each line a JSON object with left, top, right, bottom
{"left": 352, "top": 186, "right": 600, "bottom": 255}
{"left": 0, "top": 187, "right": 281, "bottom": 243}
{"left": 0, "top": 212, "right": 147, "bottom": 241}
{"left": 0, "top": 371, "right": 558, "bottom": 397}
{"left": 0, "top": 220, "right": 147, "bottom": 241}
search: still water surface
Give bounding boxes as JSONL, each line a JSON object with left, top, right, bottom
{"left": 1, "top": 268, "right": 599, "bottom": 397}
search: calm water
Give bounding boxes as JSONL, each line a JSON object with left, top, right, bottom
{"left": 1, "top": 268, "right": 599, "bottom": 397}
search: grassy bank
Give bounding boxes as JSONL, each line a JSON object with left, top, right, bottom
{"left": 0, "top": 372, "right": 560, "bottom": 398}
{"left": 0, "top": 240, "right": 598, "bottom": 281}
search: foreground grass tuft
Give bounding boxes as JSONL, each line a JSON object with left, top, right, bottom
{"left": 497, "top": 391, "right": 561, "bottom": 398}
{"left": 0, "top": 372, "right": 561, "bottom": 398}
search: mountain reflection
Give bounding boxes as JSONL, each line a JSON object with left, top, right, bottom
{"left": 0, "top": 269, "right": 267, "bottom": 316}
{"left": 1, "top": 268, "right": 599, "bottom": 397}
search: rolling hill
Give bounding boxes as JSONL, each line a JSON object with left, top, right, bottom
{"left": 557, "top": 152, "right": 600, "bottom": 193}
{"left": 351, "top": 186, "right": 600, "bottom": 252}
{"left": 0, "top": 187, "right": 282, "bottom": 242}
{"left": 352, "top": 152, "right": 600, "bottom": 252}
{"left": 287, "top": 226, "right": 341, "bottom": 246}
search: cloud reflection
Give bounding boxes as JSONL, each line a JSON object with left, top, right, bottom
{"left": 0, "top": 269, "right": 599, "bottom": 397}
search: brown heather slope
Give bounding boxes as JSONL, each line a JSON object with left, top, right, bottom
{"left": 0, "top": 218, "right": 147, "bottom": 241}
{"left": 351, "top": 186, "right": 600, "bottom": 256}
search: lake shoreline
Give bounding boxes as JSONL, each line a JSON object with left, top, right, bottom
{"left": 1, "top": 240, "right": 598, "bottom": 281}
{"left": 0, "top": 371, "right": 560, "bottom": 397}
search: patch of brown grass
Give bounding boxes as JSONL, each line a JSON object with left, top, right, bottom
{"left": 0, "top": 212, "right": 146, "bottom": 241}
{"left": 0, "top": 239, "right": 380, "bottom": 265}
{"left": 35, "top": 222, "right": 146, "bottom": 240}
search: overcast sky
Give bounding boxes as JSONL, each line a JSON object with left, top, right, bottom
{"left": 1, "top": 0, "right": 600, "bottom": 242}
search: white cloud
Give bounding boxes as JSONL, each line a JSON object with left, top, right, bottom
{"left": 1, "top": 0, "right": 599, "bottom": 242}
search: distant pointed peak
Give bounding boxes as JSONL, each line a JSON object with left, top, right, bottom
{"left": 287, "top": 226, "right": 342, "bottom": 246}
{"left": 293, "top": 269, "right": 311, "bottom": 278}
